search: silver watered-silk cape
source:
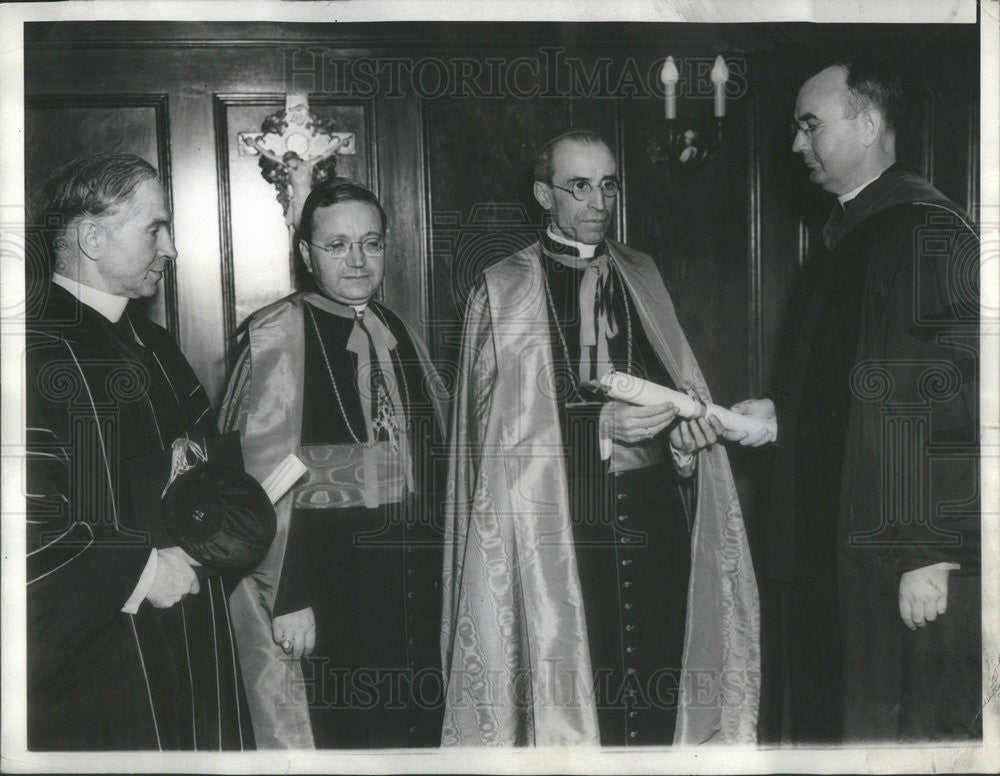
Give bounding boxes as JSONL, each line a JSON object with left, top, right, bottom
{"left": 441, "top": 239, "right": 760, "bottom": 746}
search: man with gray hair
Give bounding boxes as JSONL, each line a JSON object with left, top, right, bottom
{"left": 732, "top": 57, "right": 980, "bottom": 741}
{"left": 25, "top": 153, "right": 252, "bottom": 749}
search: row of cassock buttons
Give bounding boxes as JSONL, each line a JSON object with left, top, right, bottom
{"left": 616, "top": 482, "right": 641, "bottom": 742}
{"left": 404, "top": 527, "right": 421, "bottom": 737}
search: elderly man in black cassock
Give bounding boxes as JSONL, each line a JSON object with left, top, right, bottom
{"left": 731, "top": 57, "right": 980, "bottom": 742}
{"left": 221, "top": 179, "right": 446, "bottom": 749}
{"left": 26, "top": 153, "right": 253, "bottom": 750}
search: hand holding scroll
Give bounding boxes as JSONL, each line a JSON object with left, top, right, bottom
{"left": 669, "top": 414, "right": 725, "bottom": 454}
{"left": 726, "top": 398, "right": 777, "bottom": 447}
{"left": 597, "top": 399, "right": 722, "bottom": 463}
{"left": 599, "top": 401, "right": 679, "bottom": 444}
{"left": 600, "top": 372, "right": 777, "bottom": 445}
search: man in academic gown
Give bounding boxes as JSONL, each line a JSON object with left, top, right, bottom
{"left": 441, "top": 130, "right": 760, "bottom": 746}
{"left": 732, "top": 58, "right": 979, "bottom": 741}
{"left": 25, "top": 153, "right": 253, "bottom": 750}
{"left": 221, "top": 179, "right": 447, "bottom": 748}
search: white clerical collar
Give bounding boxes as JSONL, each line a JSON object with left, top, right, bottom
{"left": 838, "top": 172, "right": 883, "bottom": 207}
{"left": 52, "top": 273, "right": 128, "bottom": 323}
{"left": 546, "top": 226, "right": 599, "bottom": 259}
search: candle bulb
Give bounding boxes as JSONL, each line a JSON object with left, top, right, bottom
{"left": 711, "top": 55, "right": 729, "bottom": 118}
{"left": 660, "top": 56, "right": 679, "bottom": 120}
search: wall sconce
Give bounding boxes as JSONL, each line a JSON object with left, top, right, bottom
{"left": 647, "top": 55, "right": 729, "bottom": 170}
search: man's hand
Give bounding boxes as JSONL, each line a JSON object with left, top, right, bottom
{"left": 668, "top": 415, "right": 724, "bottom": 455}
{"left": 145, "top": 547, "right": 200, "bottom": 609}
{"left": 725, "top": 398, "right": 777, "bottom": 447}
{"left": 899, "top": 562, "right": 960, "bottom": 630}
{"left": 600, "top": 400, "right": 679, "bottom": 444}
{"left": 272, "top": 607, "right": 316, "bottom": 659}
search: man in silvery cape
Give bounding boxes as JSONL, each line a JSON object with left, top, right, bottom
{"left": 220, "top": 178, "right": 447, "bottom": 748}
{"left": 730, "top": 57, "right": 979, "bottom": 741}
{"left": 25, "top": 153, "right": 253, "bottom": 749}
{"left": 441, "top": 129, "right": 760, "bottom": 746}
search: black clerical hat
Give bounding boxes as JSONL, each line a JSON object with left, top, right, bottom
{"left": 161, "top": 462, "right": 276, "bottom": 572}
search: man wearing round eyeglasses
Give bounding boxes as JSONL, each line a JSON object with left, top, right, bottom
{"left": 442, "top": 130, "right": 759, "bottom": 746}
{"left": 730, "top": 57, "right": 980, "bottom": 742}
{"left": 220, "top": 179, "right": 447, "bottom": 748}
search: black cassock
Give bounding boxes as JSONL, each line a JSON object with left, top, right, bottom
{"left": 26, "top": 283, "right": 253, "bottom": 750}
{"left": 258, "top": 301, "right": 444, "bottom": 748}
{"left": 539, "top": 234, "right": 694, "bottom": 747}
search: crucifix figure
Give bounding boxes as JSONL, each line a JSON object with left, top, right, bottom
{"left": 239, "top": 93, "right": 356, "bottom": 229}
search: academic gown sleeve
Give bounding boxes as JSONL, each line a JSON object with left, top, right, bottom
{"left": 760, "top": 251, "right": 830, "bottom": 582}
{"left": 25, "top": 339, "right": 152, "bottom": 685}
{"left": 872, "top": 207, "right": 979, "bottom": 572}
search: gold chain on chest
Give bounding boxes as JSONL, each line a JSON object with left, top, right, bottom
{"left": 540, "top": 256, "right": 633, "bottom": 391}
{"left": 304, "top": 303, "right": 413, "bottom": 448}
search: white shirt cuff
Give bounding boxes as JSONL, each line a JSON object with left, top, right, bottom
{"left": 121, "top": 549, "right": 158, "bottom": 614}
{"left": 599, "top": 405, "right": 613, "bottom": 460}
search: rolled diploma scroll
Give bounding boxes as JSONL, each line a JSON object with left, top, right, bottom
{"left": 600, "top": 372, "right": 777, "bottom": 441}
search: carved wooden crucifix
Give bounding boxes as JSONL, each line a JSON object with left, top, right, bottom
{"left": 238, "top": 93, "right": 356, "bottom": 229}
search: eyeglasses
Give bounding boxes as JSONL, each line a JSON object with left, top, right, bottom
{"left": 306, "top": 237, "right": 385, "bottom": 259}
{"left": 790, "top": 112, "right": 863, "bottom": 140}
{"left": 550, "top": 178, "right": 620, "bottom": 201}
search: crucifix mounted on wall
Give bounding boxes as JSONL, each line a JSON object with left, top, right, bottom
{"left": 238, "top": 93, "right": 356, "bottom": 229}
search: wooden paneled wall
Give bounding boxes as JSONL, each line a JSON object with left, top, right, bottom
{"left": 25, "top": 21, "right": 979, "bottom": 413}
